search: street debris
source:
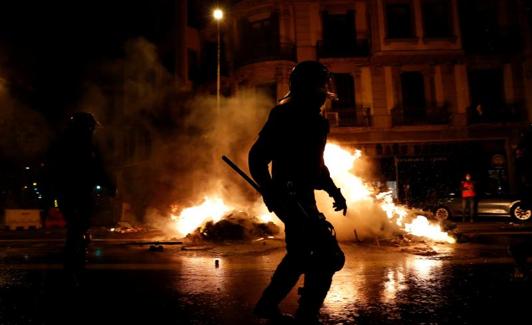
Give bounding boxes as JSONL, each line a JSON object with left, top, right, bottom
{"left": 109, "top": 222, "right": 144, "bottom": 234}
{"left": 185, "top": 212, "right": 280, "bottom": 242}
{"left": 148, "top": 245, "right": 164, "bottom": 252}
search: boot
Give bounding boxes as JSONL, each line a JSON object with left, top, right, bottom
{"left": 294, "top": 313, "right": 323, "bottom": 325}
{"left": 295, "top": 289, "right": 323, "bottom": 325}
{"left": 254, "top": 300, "right": 294, "bottom": 323}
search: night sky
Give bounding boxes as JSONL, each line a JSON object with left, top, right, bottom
{"left": 0, "top": 0, "right": 216, "bottom": 120}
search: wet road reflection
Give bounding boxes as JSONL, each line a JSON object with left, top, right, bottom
{"left": 324, "top": 251, "right": 445, "bottom": 322}
{"left": 177, "top": 256, "right": 227, "bottom": 294}
{"left": 1, "top": 243, "right": 531, "bottom": 324}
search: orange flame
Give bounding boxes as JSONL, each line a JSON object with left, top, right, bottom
{"left": 169, "top": 143, "right": 455, "bottom": 244}
{"left": 170, "top": 197, "right": 232, "bottom": 237}
{"left": 323, "top": 143, "right": 455, "bottom": 244}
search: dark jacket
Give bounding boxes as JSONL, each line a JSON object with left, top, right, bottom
{"left": 46, "top": 131, "right": 113, "bottom": 199}
{"left": 249, "top": 101, "right": 337, "bottom": 195}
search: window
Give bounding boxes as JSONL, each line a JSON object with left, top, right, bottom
{"left": 319, "top": 11, "right": 363, "bottom": 57}
{"left": 331, "top": 73, "right": 355, "bottom": 110}
{"left": 459, "top": 0, "right": 502, "bottom": 53}
{"left": 422, "top": 0, "right": 452, "bottom": 38}
{"left": 468, "top": 69, "right": 504, "bottom": 120}
{"left": 385, "top": 1, "right": 415, "bottom": 39}
{"left": 238, "top": 12, "right": 280, "bottom": 62}
{"left": 400, "top": 72, "right": 426, "bottom": 117}
{"left": 322, "top": 11, "right": 356, "bottom": 47}
{"left": 187, "top": 1, "right": 202, "bottom": 28}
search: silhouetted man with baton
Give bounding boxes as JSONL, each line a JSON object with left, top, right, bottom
{"left": 248, "top": 61, "right": 347, "bottom": 324}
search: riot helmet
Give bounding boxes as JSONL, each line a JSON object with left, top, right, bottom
{"left": 68, "top": 112, "right": 99, "bottom": 132}
{"left": 282, "top": 61, "right": 337, "bottom": 105}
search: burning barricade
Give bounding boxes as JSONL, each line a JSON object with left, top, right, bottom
{"left": 167, "top": 143, "right": 456, "bottom": 246}
{"left": 186, "top": 212, "right": 280, "bottom": 242}
{"left": 166, "top": 197, "right": 280, "bottom": 242}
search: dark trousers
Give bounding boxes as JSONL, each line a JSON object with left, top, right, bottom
{"left": 257, "top": 252, "right": 335, "bottom": 320}
{"left": 462, "top": 197, "right": 475, "bottom": 221}
{"left": 256, "top": 193, "right": 341, "bottom": 320}
{"left": 60, "top": 193, "right": 93, "bottom": 276}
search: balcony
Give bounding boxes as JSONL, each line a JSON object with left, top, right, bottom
{"left": 391, "top": 104, "right": 450, "bottom": 126}
{"left": 462, "top": 26, "right": 522, "bottom": 55}
{"left": 327, "top": 107, "right": 372, "bottom": 128}
{"left": 316, "top": 39, "right": 370, "bottom": 59}
{"left": 235, "top": 42, "right": 296, "bottom": 67}
{"left": 468, "top": 103, "right": 525, "bottom": 125}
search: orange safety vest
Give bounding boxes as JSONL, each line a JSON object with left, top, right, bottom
{"left": 462, "top": 180, "right": 475, "bottom": 198}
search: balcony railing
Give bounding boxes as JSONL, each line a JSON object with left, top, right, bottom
{"left": 235, "top": 42, "right": 296, "bottom": 67}
{"left": 463, "top": 26, "right": 522, "bottom": 55}
{"left": 468, "top": 103, "right": 525, "bottom": 124}
{"left": 327, "top": 107, "right": 372, "bottom": 128}
{"left": 316, "top": 39, "right": 370, "bottom": 58}
{"left": 391, "top": 104, "right": 450, "bottom": 126}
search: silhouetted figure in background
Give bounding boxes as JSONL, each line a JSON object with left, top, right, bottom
{"left": 249, "top": 61, "right": 347, "bottom": 324}
{"left": 47, "top": 112, "right": 115, "bottom": 286}
{"left": 461, "top": 173, "right": 476, "bottom": 223}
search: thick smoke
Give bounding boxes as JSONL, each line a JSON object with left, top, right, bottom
{"left": 82, "top": 38, "right": 272, "bottom": 223}
{"left": 316, "top": 155, "right": 395, "bottom": 242}
{"left": 0, "top": 74, "right": 50, "bottom": 161}
{"left": 82, "top": 38, "right": 416, "bottom": 243}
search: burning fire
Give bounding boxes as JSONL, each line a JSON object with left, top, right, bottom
{"left": 324, "top": 143, "right": 455, "bottom": 244}
{"left": 169, "top": 143, "right": 455, "bottom": 244}
{"left": 170, "top": 197, "right": 232, "bottom": 237}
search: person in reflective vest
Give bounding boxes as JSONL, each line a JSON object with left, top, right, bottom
{"left": 461, "top": 173, "right": 476, "bottom": 223}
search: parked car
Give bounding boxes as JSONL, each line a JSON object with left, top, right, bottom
{"left": 434, "top": 192, "right": 532, "bottom": 222}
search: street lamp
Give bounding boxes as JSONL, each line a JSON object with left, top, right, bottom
{"left": 213, "top": 8, "right": 224, "bottom": 112}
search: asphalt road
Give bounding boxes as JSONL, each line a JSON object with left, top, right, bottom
{"left": 1, "top": 221, "right": 532, "bottom": 325}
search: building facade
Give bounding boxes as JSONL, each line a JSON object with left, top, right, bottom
{"left": 226, "top": 0, "right": 531, "bottom": 202}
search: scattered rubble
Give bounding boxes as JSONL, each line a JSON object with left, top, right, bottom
{"left": 148, "top": 245, "right": 164, "bottom": 252}
{"left": 109, "top": 222, "right": 144, "bottom": 234}
{"left": 186, "top": 212, "right": 281, "bottom": 242}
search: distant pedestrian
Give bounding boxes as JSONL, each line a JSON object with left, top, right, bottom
{"left": 403, "top": 182, "right": 411, "bottom": 207}
{"left": 461, "top": 173, "right": 476, "bottom": 223}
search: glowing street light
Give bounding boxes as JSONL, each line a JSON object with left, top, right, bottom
{"left": 213, "top": 8, "right": 224, "bottom": 21}
{"left": 213, "top": 8, "right": 224, "bottom": 113}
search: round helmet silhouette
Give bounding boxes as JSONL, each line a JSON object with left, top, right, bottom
{"left": 68, "top": 112, "right": 99, "bottom": 131}
{"left": 284, "top": 61, "right": 337, "bottom": 102}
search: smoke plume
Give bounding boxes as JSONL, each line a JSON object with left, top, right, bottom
{"left": 81, "top": 38, "right": 273, "bottom": 223}
{"left": 0, "top": 74, "right": 50, "bottom": 161}
{"left": 82, "top": 37, "right": 417, "bottom": 243}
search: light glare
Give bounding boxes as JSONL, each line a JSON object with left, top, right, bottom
{"left": 213, "top": 8, "right": 223, "bottom": 20}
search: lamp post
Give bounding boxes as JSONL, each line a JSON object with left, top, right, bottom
{"left": 213, "top": 8, "right": 224, "bottom": 113}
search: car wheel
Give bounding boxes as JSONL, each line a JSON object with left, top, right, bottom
{"left": 434, "top": 206, "right": 451, "bottom": 221}
{"left": 510, "top": 204, "right": 532, "bottom": 222}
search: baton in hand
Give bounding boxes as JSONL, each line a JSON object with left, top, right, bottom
{"left": 221, "top": 155, "right": 311, "bottom": 219}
